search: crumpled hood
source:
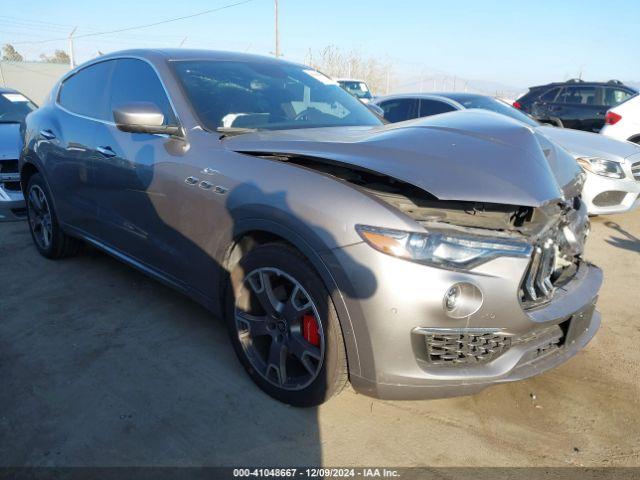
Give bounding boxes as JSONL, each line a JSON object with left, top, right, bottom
{"left": 0, "top": 123, "right": 22, "bottom": 161}
{"left": 223, "top": 110, "right": 582, "bottom": 207}
{"left": 537, "top": 125, "right": 640, "bottom": 162}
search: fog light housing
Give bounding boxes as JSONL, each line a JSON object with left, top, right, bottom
{"left": 443, "top": 282, "right": 483, "bottom": 318}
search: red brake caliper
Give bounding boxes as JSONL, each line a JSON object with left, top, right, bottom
{"left": 302, "top": 314, "right": 320, "bottom": 346}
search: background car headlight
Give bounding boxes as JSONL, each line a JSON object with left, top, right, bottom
{"left": 576, "top": 157, "right": 625, "bottom": 179}
{"left": 356, "top": 225, "right": 532, "bottom": 270}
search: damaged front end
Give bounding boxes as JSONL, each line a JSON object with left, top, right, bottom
{"left": 238, "top": 150, "right": 590, "bottom": 310}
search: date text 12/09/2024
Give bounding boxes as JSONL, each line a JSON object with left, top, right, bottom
{"left": 233, "top": 468, "right": 401, "bottom": 478}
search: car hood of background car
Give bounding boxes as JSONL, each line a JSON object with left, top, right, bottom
{"left": 537, "top": 125, "right": 640, "bottom": 162}
{"left": 0, "top": 123, "right": 21, "bottom": 161}
{"left": 223, "top": 110, "right": 582, "bottom": 208}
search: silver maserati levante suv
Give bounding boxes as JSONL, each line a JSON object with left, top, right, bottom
{"left": 20, "top": 50, "right": 602, "bottom": 406}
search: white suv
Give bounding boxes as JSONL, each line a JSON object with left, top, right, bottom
{"left": 601, "top": 93, "right": 640, "bottom": 144}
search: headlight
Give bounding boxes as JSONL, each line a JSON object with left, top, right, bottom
{"left": 576, "top": 157, "right": 625, "bottom": 179}
{"left": 356, "top": 225, "right": 532, "bottom": 270}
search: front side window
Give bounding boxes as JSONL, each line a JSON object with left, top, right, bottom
{"left": 0, "top": 92, "right": 37, "bottom": 124}
{"left": 338, "top": 80, "right": 373, "bottom": 100}
{"left": 556, "top": 86, "right": 598, "bottom": 105}
{"left": 378, "top": 99, "right": 418, "bottom": 123}
{"left": 419, "top": 99, "right": 456, "bottom": 117}
{"left": 109, "top": 58, "right": 176, "bottom": 124}
{"left": 172, "top": 60, "right": 381, "bottom": 131}
{"left": 58, "top": 60, "right": 115, "bottom": 120}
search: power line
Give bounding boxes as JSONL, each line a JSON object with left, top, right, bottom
{"left": 8, "top": 0, "right": 258, "bottom": 45}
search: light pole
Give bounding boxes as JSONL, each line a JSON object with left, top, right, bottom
{"left": 68, "top": 26, "right": 77, "bottom": 69}
{"left": 274, "top": 0, "right": 280, "bottom": 57}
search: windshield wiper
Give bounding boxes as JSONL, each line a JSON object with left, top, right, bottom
{"left": 216, "top": 127, "right": 258, "bottom": 139}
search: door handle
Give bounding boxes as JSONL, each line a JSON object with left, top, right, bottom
{"left": 39, "top": 129, "right": 56, "bottom": 140}
{"left": 97, "top": 146, "right": 116, "bottom": 158}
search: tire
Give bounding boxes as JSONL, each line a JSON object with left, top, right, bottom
{"left": 26, "top": 173, "right": 80, "bottom": 259}
{"left": 225, "top": 242, "right": 348, "bottom": 407}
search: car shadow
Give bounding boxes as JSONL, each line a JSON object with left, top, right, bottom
{"left": 603, "top": 220, "right": 640, "bottom": 254}
{"left": 1, "top": 135, "right": 378, "bottom": 469}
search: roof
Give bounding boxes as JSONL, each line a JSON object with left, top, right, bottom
{"left": 0, "top": 87, "right": 19, "bottom": 95}
{"left": 529, "top": 79, "right": 637, "bottom": 91}
{"left": 335, "top": 78, "right": 367, "bottom": 83}
{"left": 96, "top": 48, "right": 303, "bottom": 67}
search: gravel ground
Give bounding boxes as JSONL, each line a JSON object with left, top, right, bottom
{"left": 0, "top": 213, "right": 638, "bottom": 468}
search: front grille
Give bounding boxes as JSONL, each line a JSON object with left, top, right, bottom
{"left": 0, "top": 160, "right": 18, "bottom": 174}
{"left": 0, "top": 160, "right": 20, "bottom": 191}
{"left": 632, "top": 161, "right": 640, "bottom": 181}
{"left": 423, "top": 331, "right": 511, "bottom": 366}
{"left": 517, "top": 324, "right": 564, "bottom": 364}
{"left": 520, "top": 239, "right": 556, "bottom": 306}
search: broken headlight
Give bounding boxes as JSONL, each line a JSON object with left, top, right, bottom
{"left": 576, "top": 157, "right": 625, "bottom": 179}
{"left": 356, "top": 225, "right": 531, "bottom": 269}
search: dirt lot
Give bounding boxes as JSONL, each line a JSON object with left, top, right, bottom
{"left": 0, "top": 213, "right": 638, "bottom": 468}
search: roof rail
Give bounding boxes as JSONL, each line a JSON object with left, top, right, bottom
{"left": 566, "top": 78, "right": 585, "bottom": 83}
{"left": 607, "top": 79, "right": 623, "bottom": 85}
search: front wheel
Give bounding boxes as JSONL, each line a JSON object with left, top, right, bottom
{"left": 225, "top": 243, "right": 348, "bottom": 407}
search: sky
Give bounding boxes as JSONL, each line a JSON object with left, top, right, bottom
{"left": 1, "top": 0, "right": 638, "bottom": 92}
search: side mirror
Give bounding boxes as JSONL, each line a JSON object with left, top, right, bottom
{"left": 113, "top": 102, "right": 180, "bottom": 136}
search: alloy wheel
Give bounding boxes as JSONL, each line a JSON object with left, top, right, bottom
{"left": 234, "top": 267, "right": 325, "bottom": 390}
{"left": 27, "top": 185, "right": 53, "bottom": 250}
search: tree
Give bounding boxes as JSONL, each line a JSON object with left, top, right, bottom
{"left": 39, "top": 50, "right": 70, "bottom": 64}
{"left": 2, "top": 44, "right": 24, "bottom": 62}
{"left": 305, "top": 45, "right": 394, "bottom": 95}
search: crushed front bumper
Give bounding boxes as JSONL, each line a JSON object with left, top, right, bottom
{"left": 327, "top": 242, "right": 603, "bottom": 400}
{"left": 0, "top": 183, "right": 26, "bottom": 222}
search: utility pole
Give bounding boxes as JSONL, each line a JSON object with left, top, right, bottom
{"left": 68, "top": 26, "right": 77, "bottom": 69}
{"left": 274, "top": 0, "right": 280, "bottom": 57}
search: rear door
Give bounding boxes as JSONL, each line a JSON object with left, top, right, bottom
{"left": 550, "top": 85, "right": 601, "bottom": 131}
{"left": 45, "top": 60, "right": 115, "bottom": 233}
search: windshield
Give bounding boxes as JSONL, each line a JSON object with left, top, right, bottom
{"left": 338, "top": 81, "right": 373, "bottom": 100}
{"left": 172, "top": 60, "right": 382, "bottom": 131}
{"left": 445, "top": 94, "right": 539, "bottom": 128}
{"left": 0, "top": 92, "right": 37, "bottom": 124}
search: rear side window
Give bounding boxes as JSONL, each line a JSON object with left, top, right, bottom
{"left": 604, "top": 88, "right": 634, "bottom": 107}
{"left": 108, "top": 58, "right": 176, "bottom": 124}
{"left": 556, "top": 86, "right": 599, "bottom": 105}
{"left": 379, "top": 99, "right": 418, "bottom": 123}
{"left": 58, "top": 60, "right": 115, "bottom": 120}
{"left": 419, "top": 99, "right": 456, "bottom": 117}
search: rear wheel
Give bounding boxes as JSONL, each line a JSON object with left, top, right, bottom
{"left": 225, "top": 243, "right": 348, "bottom": 407}
{"left": 26, "top": 173, "right": 80, "bottom": 259}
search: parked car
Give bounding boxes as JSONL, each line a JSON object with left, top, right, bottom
{"left": 600, "top": 92, "right": 640, "bottom": 144}
{"left": 21, "top": 49, "right": 601, "bottom": 406}
{"left": 0, "top": 87, "right": 36, "bottom": 221}
{"left": 374, "top": 93, "right": 640, "bottom": 215}
{"left": 513, "top": 79, "right": 637, "bottom": 132}
{"left": 336, "top": 78, "right": 374, "bottom": 103}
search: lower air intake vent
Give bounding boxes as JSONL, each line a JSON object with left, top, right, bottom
{"left": 423, "top": 331, "right": 511, "bottom": 366}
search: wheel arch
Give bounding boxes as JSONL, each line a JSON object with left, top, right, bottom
{"left": 221, "top": 218, "right": 362, "bottom": 377}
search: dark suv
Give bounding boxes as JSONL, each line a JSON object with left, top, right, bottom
{"left": 514, "top": 79, "right": 637, "bottom": 132}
